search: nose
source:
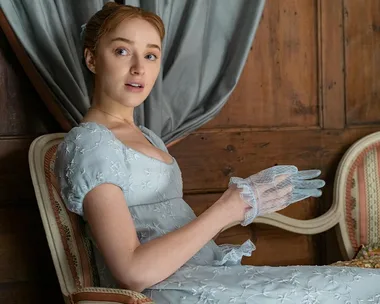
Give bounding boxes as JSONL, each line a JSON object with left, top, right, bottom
{"left": 130, "top": 57, "right": 145, "bottom": 76}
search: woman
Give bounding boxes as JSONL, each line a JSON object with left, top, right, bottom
{"left": 54, "top": 3, "right": 380, "bottom": 303}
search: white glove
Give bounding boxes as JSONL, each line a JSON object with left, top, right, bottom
{"left": 229, "top": 165, "right": 325, "bottom": 226}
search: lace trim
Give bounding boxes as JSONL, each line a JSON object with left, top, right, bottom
{"left": 229, "top": 177, "right": 258, "bottom": 226}
{"left": 214, "top": 240, "right": 256, "bottom": 266}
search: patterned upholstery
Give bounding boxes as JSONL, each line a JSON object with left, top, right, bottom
{"left": 331, "top": 243, "right": 380, "bottom": 268}
{"left": 45, "top": 144, "right": 99, "bottom": 290}
{"left": 345, "top": 143, "right": 380, "bottom": 253}
{"left": 29, "top": 134, "right": 154, "bottom": 303}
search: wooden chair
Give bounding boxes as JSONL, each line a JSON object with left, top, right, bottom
{"left": 28, "top": 133, "right": 153, "bottom": 304}
{"left": 28, "top": 130, "right": 380, "bottom": 303}
{"left": 252, "top": 130, "right": 380, "bottom": 260}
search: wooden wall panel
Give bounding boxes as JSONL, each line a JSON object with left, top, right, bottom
{"left": 0, "top": 205, "right": 58, "bottom": 284}
{"left": 186, "top": 193, "right": 319, "bottom": 266}
{"left": 319, "top": 0, "right": 345, "bottom": 129}
{"left": 169, "top": 0, "right": 380, "bottom": 267}
{"left": 0, "top": 281, "right": 62, "bottom": 304}
{"left": 0, "top": 23, "right": 62, "bottom": 304}
{"left": 178, "top": 125, "right": 380, "bottom": 265}
{"left": 206, "top": 0, "right": 319, "bottom": 129}
{"left": 345, "top": 0, "right": 380, "bottom": 125}
{"left": 0, "top": 138, "right": 35, "bottom": 202}
{"left": 171, "top": 127, "right": 380, "bottom": 192}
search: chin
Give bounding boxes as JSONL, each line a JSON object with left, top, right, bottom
{"left": 120, "top": 96, "right": 146, "bottom": 108}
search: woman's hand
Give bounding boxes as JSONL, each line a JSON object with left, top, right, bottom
{"left": 229, "top": 165, "right": 325, "bottom": 226}
{"left": 214, "top": 183, "right": 251, "bottom": 226}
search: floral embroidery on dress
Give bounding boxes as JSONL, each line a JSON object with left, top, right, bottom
{"left": 54, "top": 122, "right": 380, "bottom": 303}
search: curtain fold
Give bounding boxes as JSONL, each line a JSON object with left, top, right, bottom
{"left": 1, "top": 0, "right": 265, "bottom": 143}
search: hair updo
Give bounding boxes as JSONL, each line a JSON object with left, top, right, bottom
{"left": 82, "top": 2, "right": 165, "bottom": 55}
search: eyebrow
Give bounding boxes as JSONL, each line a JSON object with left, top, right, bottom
{"left": 110, "top": 37, "right": 161, "bottom": 51}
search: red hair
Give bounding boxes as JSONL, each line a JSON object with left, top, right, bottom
{"left": 83, "top": 2, "right": 165, "bottom": 54}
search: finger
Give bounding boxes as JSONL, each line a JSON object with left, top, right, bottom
{"left": 287, "top": 189, "right": 323, "bottom": 206}
{"left": 258, "top": 192, "right": 294, "bottom": 214}
{"left": 275, "top": 175, "right": 293, "bottom": 187}
{"left": 287, "top": 191, "right": 310, "bottom": 205}
{"left": 275, "top": 183, "right": 294, "bottom": 197}
{"left": 248, "top": 165, "right": 297, "bottom": 186}
{"left": 255, "top": 181, "right": 277, "bottom": 194}
{"left": 254, "top": 165, "right": 298, "bottom": 182}
{"left": 272, "top": 165, "right": 298, "bottom": 176}
{"left": 229, "top": 177, "right": 244, "bottom": 186}
{"left": 293, "top": 169, "right": 321, "bottom": 180}
{"left": 293, "top": 188, "right": 322, "bottom": 197}
{"left": 274, "top": 173, "right": 292, "bottom": 184}
{"left": 293, "top": 179, "right": 326, "bottom": 189}
{"left": 260, "top": 184, "right": 293, "bottom": 202}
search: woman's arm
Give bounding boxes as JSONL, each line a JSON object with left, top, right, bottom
{"left": 84, "top": 183, "right": 245, "bottom": 292}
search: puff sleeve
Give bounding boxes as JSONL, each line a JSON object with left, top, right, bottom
{"left": 54, "top": 125, "right": 129, "bottom": 216}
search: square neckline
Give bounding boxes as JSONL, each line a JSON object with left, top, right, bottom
{"left": 79, "top": 122, "right": 175, "bottom": 166}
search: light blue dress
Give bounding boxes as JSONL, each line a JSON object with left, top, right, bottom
{"left": 55, "top": 122, "right": 380, "bottom": 304}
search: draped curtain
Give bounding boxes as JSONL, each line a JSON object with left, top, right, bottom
{"left": 1, "top": 0, "right": 265, "bottom": 143}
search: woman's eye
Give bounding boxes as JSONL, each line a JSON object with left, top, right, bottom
{"left": 146, "top": 54, "right": 157, "bottom": 61}
{"left": 116, "top": 48, "right": 129, "bottom": 56}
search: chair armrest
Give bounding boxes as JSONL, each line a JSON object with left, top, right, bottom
{"left": 70, "top": 287, "right": 154, "bottom": 304}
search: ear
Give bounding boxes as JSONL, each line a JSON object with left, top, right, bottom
{"left": 84, "top": 48, "right": 96, "bottom": 74}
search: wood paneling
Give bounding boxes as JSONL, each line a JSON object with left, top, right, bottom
{"left": 171, "top": 127, "right": 380, "bottom": 192}
{"left": 205, "top": 0, "right": 319, "bottom": 129}
{"left": 0, "top": 281, "right": 62, "bottom": 304}
{"left": 186, "top": 193, "right": 319, "bottom": 266}
{"left": 345, "top": 0, "right": 380, "bottom": 125}
{"left": 319, "top": 0, "right": 345, "bottom": 129}
{"left": 169, "top": 0, "right": 380, "bottom": 267}
{"left": 245, "top": 224, "right": 317, "bottom": 266}
{"left": 0, "top": 18, "right": 62, "bottom": 303}
{"left": 0, "top": 205, "right": 57, "bottom": 284}
{"left": 0, "top": 138, "right": 35, "bottom": 202}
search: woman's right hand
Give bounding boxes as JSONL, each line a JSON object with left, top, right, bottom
{"left": 214, "top": 183, "right": 251, "bottom": 227}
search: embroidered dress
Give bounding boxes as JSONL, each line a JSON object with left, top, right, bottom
{"left": 55, "top": 122, "right": 380, "bottom": 304}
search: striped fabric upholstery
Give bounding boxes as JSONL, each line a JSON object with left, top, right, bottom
{"left": 345, "top": 142, "right": 380, "bottom": 252}
{"left": 43, "top": 143, "right": 153, "bottom": 303}
{"left": 45, "top": 144, "right": 100, "bottom": 290}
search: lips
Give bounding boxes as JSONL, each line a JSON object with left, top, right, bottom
{"left": 125, "top": 81, "right": 145, "bottom": 93}
{"left": 125, "top": 82, "right": 145, "bottom": 88}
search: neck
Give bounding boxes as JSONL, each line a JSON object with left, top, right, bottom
{"left": 91, "top": 96, "right": 135, "bottom": 125}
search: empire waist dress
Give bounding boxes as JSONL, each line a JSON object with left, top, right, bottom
{"left": 54, "top": 122, "right": 380, "bottom": 304}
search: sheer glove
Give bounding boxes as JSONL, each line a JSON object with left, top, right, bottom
{"left": 229, "top": 165, "right": 325, "bottom": 226}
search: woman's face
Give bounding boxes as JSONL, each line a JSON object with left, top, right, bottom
{"left": 87, "top": 18, "right": 162, "bottom": 107}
